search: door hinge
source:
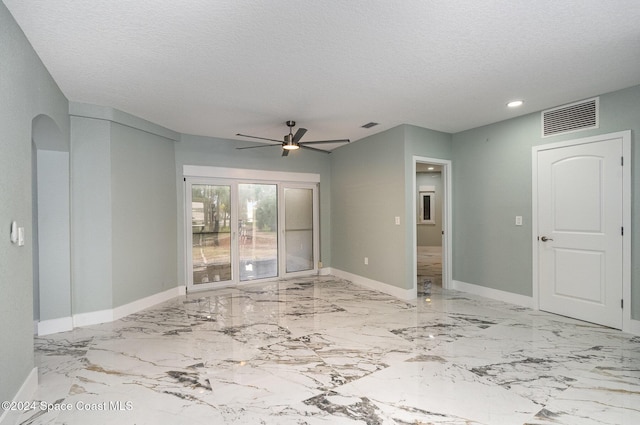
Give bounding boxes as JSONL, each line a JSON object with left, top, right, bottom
{"left": 621, "top": 299, "right": 624, "bottom": 309}
{"left": 621, "top": 227, "right": 624, "bottom": 236}
{"left": 621, "top": 156, "right": 624, "bottom": 166}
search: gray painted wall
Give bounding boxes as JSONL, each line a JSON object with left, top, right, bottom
{"left": 0, "top": 1, "right": 69, "bottom": 409}
{"left": 71, "top": 117, "right": 114, "bottom": 313}
{"left": 330, "top": 124, "right": 452, "bottom": 291}
{"left": 36, "top": 150, "right": 72, "bottom": 320}
{"left": 71, "top": 107, "right": 180, "bottom": 313}
{"left": 331, "top": 126, "right": 408, "bottom": 288}
{"left": 452, "top": 85, "right": 640, "bottom": 319}
{"left": 111, "top": 123, "right": 177, "bottom": 307}
{"left": 174, "top": 134, "right": 332, "bottom": 284}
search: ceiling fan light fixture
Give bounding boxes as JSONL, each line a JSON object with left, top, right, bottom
{"left": 283, "top": 134, "right": 300, "bottom": 150}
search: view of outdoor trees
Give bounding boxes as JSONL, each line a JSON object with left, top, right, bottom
{"left": 191, "top": 183, "right": 278, "bottom": 284}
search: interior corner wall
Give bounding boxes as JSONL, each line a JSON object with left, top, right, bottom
{"left": 174, "top": 134, "right": 332, "bottom": 284}
{"left": 71, "top": 108, "right": 180, "bottom": 314}
{"left": 71, "top": 116, "right": 114, "bottom": 314}
{"left": 330, "top": 126, "right": 408, "bottom": 289}
{"left": 451, "top": 85, "right": 640, "bottom": 317}
{"left": 0, "top": 1, "right": 70, "bottom": 411}
{"left": 110, "top": 123, "right": 177, "bottom": 307}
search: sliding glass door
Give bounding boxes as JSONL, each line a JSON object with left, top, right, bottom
{"left": 284, "top": 187, "right": 315, "bottom": 273}
{"left": 189, "top": 183, "right": 232, "bottom": 286}
{"left": 186, "top": 177, "right": 318, "bottom": 291}
{"left": 238, "top": 183, "right": 278, "bottom": 281}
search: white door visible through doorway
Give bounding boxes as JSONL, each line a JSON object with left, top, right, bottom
{"left": 536, "top": 136, "right": 624, "bottom": 329}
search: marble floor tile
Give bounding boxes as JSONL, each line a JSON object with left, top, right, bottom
{"left": 18, "top": 275, "right": 640, "bottom": 424}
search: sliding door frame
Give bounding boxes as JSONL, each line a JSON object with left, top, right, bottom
{"left": 280, "top": 183, "right": 320, "bottom": 278}
{"left": 183, "top": 165, "right": 321, "bottom": 292}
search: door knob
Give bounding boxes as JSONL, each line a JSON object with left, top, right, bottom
{"left": 540, "top": 236, "right": 554, "bottom": 242}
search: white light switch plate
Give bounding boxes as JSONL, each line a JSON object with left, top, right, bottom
{"left": 515, "top": 216, "right": 523, "bottom": 226}
{"left": 395, "top": 216, "right": 400, "bottom": 225}
{"left": 18, "top": 227, "right": 25, "bottom": 246}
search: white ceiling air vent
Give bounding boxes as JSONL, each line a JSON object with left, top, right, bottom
{"left": 542, "top": 97, "right": 599, "bottom": 137}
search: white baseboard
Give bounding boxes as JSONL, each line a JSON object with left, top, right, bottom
{"left": 73, "top": 308, "right": 114, "bottom": 328}
{"left": 0, "top": 367, "right": 38, "bottom": 425}
{"left": 318, "top": 267, "right": 332, "bottom": 276}
{"left": 36, "top": 286, "right": 186, "bottom": 334}
{"left": 112, "top": 286, "right": 185, "bottom": 321}
{"left": 451, "top": 280, "right": 534, "bottom": 308}
{"left": 329, "top": 268, "right": 415, "bottom": 300}
{"left": 624, "top": 317, "right": 640, "bottom": 336}
{"left": 75, "top": 286, "right": 185, "bottom": 327}
{"left": 37, "top": 316, "right": 74, "bottom": 336}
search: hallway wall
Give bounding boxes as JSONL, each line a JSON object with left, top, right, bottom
{"left": 0, "top": 1, "right": 70, "bottom": 412}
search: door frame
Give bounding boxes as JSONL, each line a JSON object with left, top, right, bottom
{"left": 412, "top": 156, "right": 452, "bottom": 292}
{"left": 279, "top": 183, "right": 320, "bottom": 278}
{"left": 183, "top": 165, "right": 321, "bottom": 292}
{"left": 531, "top": 130, "right": 631, "bottom": 331}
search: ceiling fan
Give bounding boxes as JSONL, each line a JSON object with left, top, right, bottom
{"left": 236, "top": 120, "right": 350, "bottom": 156}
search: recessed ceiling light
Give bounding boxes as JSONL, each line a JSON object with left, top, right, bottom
{"left": 361, "top": 122, "right": 379, "bottom": 129}
{"left": 507, "top": 100, "right": 524, "bottom": 108}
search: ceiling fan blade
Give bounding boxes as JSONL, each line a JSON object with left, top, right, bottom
{"left": 292, "top": 128, "right": 307, "bottom": 143}
{"left": 236, "top": 143, "right": 281, "bottom": 150}
{"left": 299, "top": 139, "right": 350, "bottom": 145}
{"left": 299, "top": 144, "right": 330, "bottom": 154}
{"left": 282, "top": 149, "right": 290, "bottom": 157}
{"left": 236, "top": 133, "right": 282, "bottom": 143}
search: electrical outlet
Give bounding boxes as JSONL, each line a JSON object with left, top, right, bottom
{"left": 364, "top": 257, "right": 368, "bottom": 265}
{"left": 318, "top": 261, "right": 323, "bottom": 268}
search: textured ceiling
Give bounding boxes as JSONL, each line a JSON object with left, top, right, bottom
{"left": 5, "top": 0, "right": 640, "bottom": 147}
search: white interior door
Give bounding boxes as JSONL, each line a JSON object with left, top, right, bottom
{"left": 537, "top": 137, "right": 623, "bottom": 329}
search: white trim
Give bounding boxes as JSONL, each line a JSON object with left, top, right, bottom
{"left": 37, "top": 316, "right": 73, "bottom": 336}
{"left": 113, "top": 286, "right": 185, "bottom": 321}
{"left": 318, "top": 267, "right": 332, "bottom": 276}
{"left": 183, "top": 165, "right": 320, "bottom": 183}
{"left": 622, "top": 132, "right": 632, "bottom": 334}
{"left": 412, "top": 156, "right": 452, "bottom": 294}
{"left": 73, "top": 308, "right": 113, "bottom": 328}
{"left": 532, "top": 130, "right": 631, "bottom": 331}
{"left": 0, "top": 367, "right": 38, "bottom": 425}
{"left": 72, "top": 286, "right": 185, "bottom": 329}
{"left": 452, "top": 280, "right": 534, "bottom": 308}
{"left": 626, "top": 318, "right": 640, "bottom": 337}
{"left": 330, "top": 268, "right": 415, "bottom": 301}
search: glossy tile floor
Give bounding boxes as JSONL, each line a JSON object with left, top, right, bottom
{"left": 20, "top": 276, "right": 640, "bottom": 424}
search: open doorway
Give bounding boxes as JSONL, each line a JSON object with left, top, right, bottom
{"left": 413, "top": 157, "right": 451, "bottom": 296}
